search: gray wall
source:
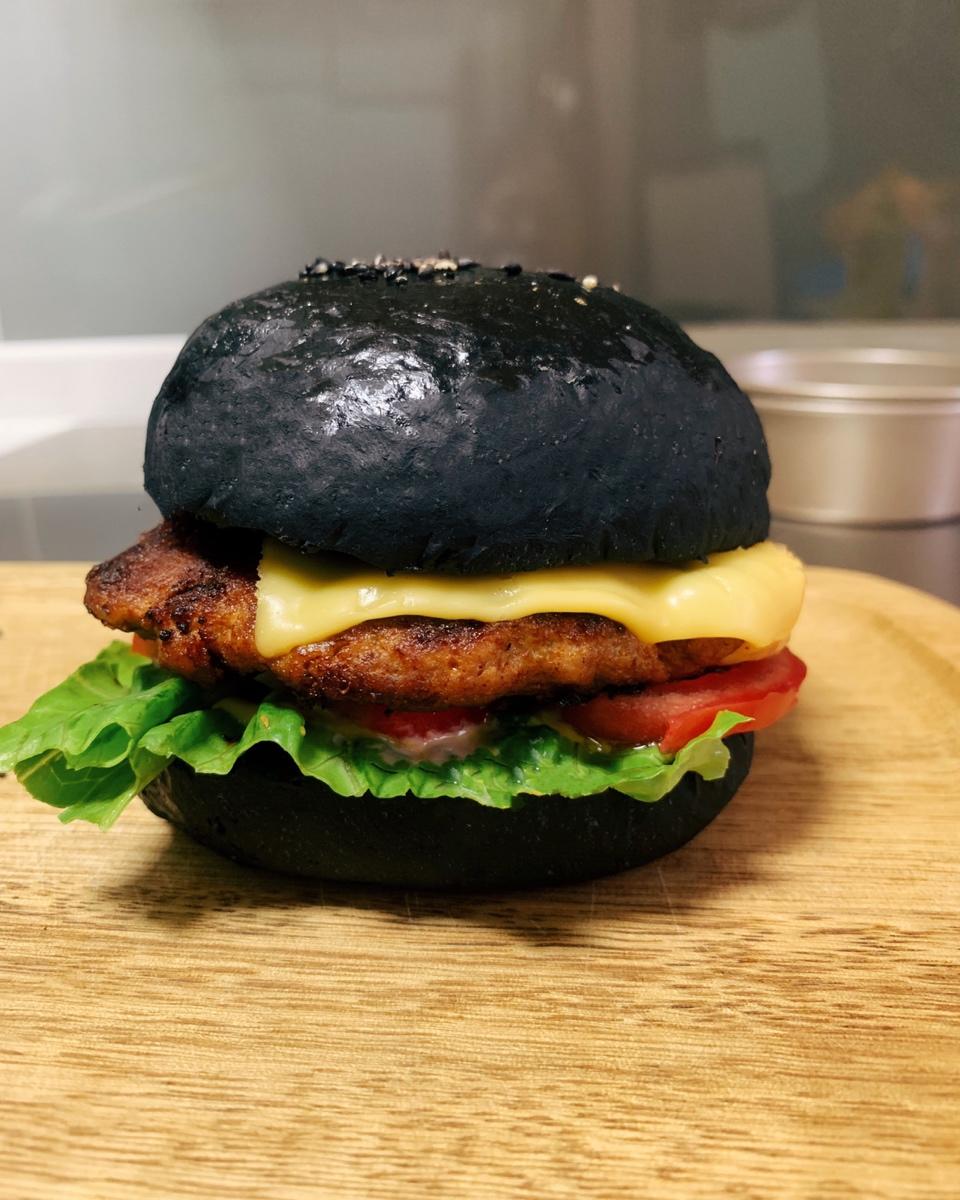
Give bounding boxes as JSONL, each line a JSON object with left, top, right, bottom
{"left": 2, "top": 0, "right": 958, "bottom": 338}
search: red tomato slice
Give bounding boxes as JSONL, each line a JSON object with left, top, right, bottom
{"left": 131, "top": 633, "right": 158, "bottom": 660}
{"left": 335, "top": 702, "right": 489, "bottom": 741}
{"left": 565, "top": 648, "right": 807, "bottom": 754}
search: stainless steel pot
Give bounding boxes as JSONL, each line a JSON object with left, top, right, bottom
{"left": 726, "top": 348, "right": 960, "bottom": 525}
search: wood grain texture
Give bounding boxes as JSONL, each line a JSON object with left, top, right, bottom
{"left": 1, "top": 563, "right": 958, "bottom": 1200}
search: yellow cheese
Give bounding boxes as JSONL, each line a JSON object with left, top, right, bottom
{"left": 255, "top": 539, "right": 805, "bottom": 660}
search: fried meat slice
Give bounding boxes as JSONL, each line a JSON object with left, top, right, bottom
{"left": 84, "top": 518, "right": 743, "bottom": 708}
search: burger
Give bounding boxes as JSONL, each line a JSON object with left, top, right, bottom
{"left": 0, "top": 256, "right": 806, "bottom": 889}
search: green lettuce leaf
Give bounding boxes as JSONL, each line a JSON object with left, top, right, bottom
{"left": 0, "top": 643, "right": 201, "bottom": 827}
{"left": 0, "top": 642, "right": 747, "bottom": 829}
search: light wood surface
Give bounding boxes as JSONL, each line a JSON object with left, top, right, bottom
{"left": 1, "top": 564, "right": 958, "bottom": 1200}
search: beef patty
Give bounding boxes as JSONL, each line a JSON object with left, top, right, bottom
{"left": 84, "top": 517, "right": 743, "bottom": 708}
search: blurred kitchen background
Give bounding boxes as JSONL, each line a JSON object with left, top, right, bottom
{"left": 1, "top": 0, "right": 958, "bottom": 601}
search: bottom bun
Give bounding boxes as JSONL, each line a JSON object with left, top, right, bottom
{"left": 140, "top": 734, "right": 753, "bottom": 889}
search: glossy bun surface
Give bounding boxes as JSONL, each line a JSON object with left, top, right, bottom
{"left": 145, "top": 265, "right": 769, "bottom": 572}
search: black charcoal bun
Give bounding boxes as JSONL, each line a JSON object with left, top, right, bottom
{"left": 145, "top": 259, "right": 769, "bottom": 574}
{"left": 139, "top": 734, "right": 753, "bottom": 889}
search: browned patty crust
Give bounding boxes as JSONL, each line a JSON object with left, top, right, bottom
{"left": 84, "top": 518, "right": 743, "bottom": 708}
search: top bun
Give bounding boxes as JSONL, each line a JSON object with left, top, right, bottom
{"left": 145, "top": 259, "right": 769, "bottom": 574}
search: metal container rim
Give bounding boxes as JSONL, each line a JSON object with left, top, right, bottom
{"left": 728, "top": 347, "right": 960, "bottom": 403}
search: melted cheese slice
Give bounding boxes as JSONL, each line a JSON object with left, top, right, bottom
{"left": 255, "top": 538, "right": 805, "bottom": 660}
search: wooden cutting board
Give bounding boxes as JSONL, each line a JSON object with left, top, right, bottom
{"left": 1, "top": 564, "right": 958, "bottom": 1200}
